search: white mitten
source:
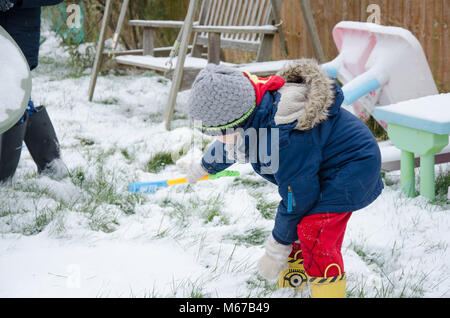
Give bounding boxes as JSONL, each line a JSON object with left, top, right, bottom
{"left": 176, "top": 153, "right": 208, "bottom": 184}
{"left": 257, "top": 234, "right": 292, "bottom": 280}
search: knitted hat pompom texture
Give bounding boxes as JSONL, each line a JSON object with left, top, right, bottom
{"left": 188, "top": 64, "right": 256, "bottom": 135}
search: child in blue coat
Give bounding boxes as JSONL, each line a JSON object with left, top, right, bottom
{"left": 177, "top": 60, "right": 384, "bottom": 297}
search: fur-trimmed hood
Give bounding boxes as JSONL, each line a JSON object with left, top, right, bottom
{"left": 275, "top": 59, "right": 336, "bottom": 131}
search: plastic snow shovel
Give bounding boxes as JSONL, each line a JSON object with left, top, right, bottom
{"left": 129, "top": 170, "right": 240, "bottom": 194}
{"left": 0, "top": 25, "right": 32, "bottom": 134}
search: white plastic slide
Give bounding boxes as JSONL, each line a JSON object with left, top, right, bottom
{"left": 321, "top": 21, "right": 438, "bottom": 123}
{"left": 320, "top": 21, "right": 448, "bottom": 171}
{"left": 0, "top": 25, "right": 32, "bottom": 134}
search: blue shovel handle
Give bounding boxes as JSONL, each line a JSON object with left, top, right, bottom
{"left": 129, "top": 180, "right": 168, "bottom": 194}
{"left": 129, "top": 171, "right": 240, "bottom": 194}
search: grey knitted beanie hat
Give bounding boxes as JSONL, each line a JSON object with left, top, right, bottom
{"left": 188, "top": 64, "right": 256, "bottom": 135}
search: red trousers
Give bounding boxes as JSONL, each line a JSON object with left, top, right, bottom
{"left": 292, "top": 212, "right": 352, "bottom": 278}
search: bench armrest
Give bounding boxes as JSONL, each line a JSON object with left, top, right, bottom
{"left": 129, "top": 20, "right": 192, "bottom": 28}
{"left": 192, "top": 25, "right": 278, "bottom": 34}
{"left": 129, "top": 20, "right": 278, "bottom": 34}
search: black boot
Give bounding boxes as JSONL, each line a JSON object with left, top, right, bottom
{"left": 24, "top": 106, "right": 67, "bottom": 179}
{"left": 0, "top": 117, "right": 28, "bottom": 183}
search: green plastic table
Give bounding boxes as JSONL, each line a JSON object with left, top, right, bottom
{"left": 374, "top": 94, "right": 450, "bottom": 200}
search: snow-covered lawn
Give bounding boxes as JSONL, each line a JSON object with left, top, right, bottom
{"left": 1, "top": 31, "right": 449, "bottom": 298}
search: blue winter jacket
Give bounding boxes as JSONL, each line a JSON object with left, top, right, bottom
{"left": 201, "top": 59, "right": 384, "bottom": 245}
{"left": 0, "top": 0, "right": 64, "bottom": 70}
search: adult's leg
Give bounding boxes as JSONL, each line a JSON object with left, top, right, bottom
{"left": 0, "top": 116, "right": 28, "bottom": 183}
{"left": 23, "top": 102, "right": 67, "bottom": 179}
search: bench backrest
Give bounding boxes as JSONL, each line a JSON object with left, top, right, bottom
{"left": 193, "top": 0, "right": 275, "bottom": 53}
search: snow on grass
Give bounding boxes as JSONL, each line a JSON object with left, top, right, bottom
{"left": 0, "top": 30, "right": 449, "bottom": 298}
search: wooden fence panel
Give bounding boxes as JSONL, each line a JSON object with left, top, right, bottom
{"left": 263, "top": 0, "right": 449, "bottom": 92}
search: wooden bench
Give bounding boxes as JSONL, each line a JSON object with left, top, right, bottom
{"left": 374, "top": 93, "right": 450, "bottom": 200}
{"left": 88, "top": 0, "right": 288, "bottom": 130}
{"left": 121, "top": 0, "right": 283, "bottom": 65}
{"left": 114, "top": 18, "right": 280, "bottom": 89}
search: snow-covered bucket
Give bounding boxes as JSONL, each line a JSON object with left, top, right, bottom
{"left": 0, "top": 25, "right": 32, "bottom": 134}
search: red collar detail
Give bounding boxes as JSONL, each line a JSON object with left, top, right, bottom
{"left": 243, "top": 71, "right": 285, "bottom": 105}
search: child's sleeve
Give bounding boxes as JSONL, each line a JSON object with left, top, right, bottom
{"left": 272, "top": 137, "right": 321, "bottom": 245}
{"left": 201, "top": 140, "right": 236, "bottom": 175}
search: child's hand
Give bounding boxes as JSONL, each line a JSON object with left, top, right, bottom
{"left": 176, "top": 153, "right": 208, "bottom": 184}
{"left": 257, "top": 234, "right": 291, "bottom": 280}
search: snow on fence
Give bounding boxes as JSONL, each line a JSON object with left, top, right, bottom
{"left": 225, "top": 0, "right": 449, "bottom": 93}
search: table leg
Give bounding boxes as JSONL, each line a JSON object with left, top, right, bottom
{"left": 420, "top": 154, "right": 435, "bottom": 200}
{"left": 401, "top": 150, "right": 415, "bottom": 197}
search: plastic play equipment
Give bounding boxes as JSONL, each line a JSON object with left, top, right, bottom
{"left": 374, "top": 94, "right": 450, "bottom": 201}
{"left": 0, "top": 25, "right": 32, "bottom": 134}
{"left": 129, "top": 170, "right": 240, "bottom": 194}
{"left": 321, "top": 21, "right": 438, "bottom": 123}
{"left": 320, "top": 21, "right": 449, "bottom": 176}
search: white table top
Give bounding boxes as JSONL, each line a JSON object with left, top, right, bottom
{"left": 374, "top": 93, "right": 450, "bottom": 134}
